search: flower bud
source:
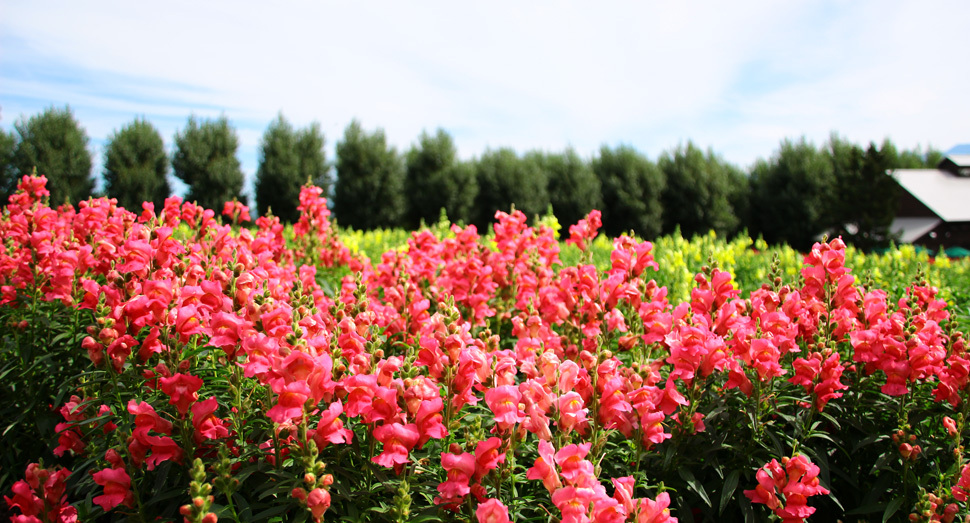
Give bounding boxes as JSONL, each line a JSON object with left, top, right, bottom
{"left": 899, "top": 443, "right": 913, "bottom": 459}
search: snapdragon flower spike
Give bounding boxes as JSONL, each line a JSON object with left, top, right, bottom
{"left": 127, "top": 400, "right": 182, "bottom": 470}
{"left": 437, "top": 449, "right": 476, "bottom": 501}
{"left": 951, "top": 463, "right": 970, "bottom": 502}
{"left": 4, "top": 463, "right": 77, "bottom": 523}
{"left": 743, "top": 455, "right": 829, "bottom": 523}
{"left": 566, "top": 209, "right": 602, "bottom": 252}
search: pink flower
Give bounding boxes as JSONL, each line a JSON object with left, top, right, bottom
{"left": 635, "top": 491, "right": 674, "bottom": 523}
{"left": 415, "top": 397, "right": 448, "bottom": 448}
{"left": 952, "top": 463, "right": 970, "bottom": 501}
{"left": 438, "top": 451, "right": 476, "bottom": 499}
{"left": 527, "top": 440, "right": 562, "bottom": 493}
{"left": 191, "top": 397, "right": 229, "bottom": 442}
{"left": 555, "top": 443, "right": 593, "bottom": 484}
{"left": 159, "top": 373, "right": 203, "bottom": 417}
{"left": 306, "top": 487, "right": 331, "bottom": 522}
{"left": 744, "top": 455, "right": 829, "bottom": 523}
{"left": 312, "top": 401, "right": 353, "bottom": 449}
{"left": 92, "top": 466, "right": 134, "bottom": 511}
{"left": 174, "top": 305, "right": 205, "bottom": 342}
{"left": 558, "top": 391, "right": 589, "bottom": 434}
{"left": 4, "top": 480, "right": 42, "bottom": 519}
{"left": 566, "top": 210, "right": 602, "bottom": 252}
{"left": 485, "top": 385, "right": 525, "bottom": 432}
{"left": 474, "top": 437, "right": 506, "bottom": 482}
{"left": 552, "top": 486, "right": 596, "bottom": 523}
{"left": 476, "top": 498, "right": 511, "bottom": 523}
{"left": 372, "top": 422, "right": 420, "bottom": 468}
{"left": 266, "top": 381, "right": 311, "bottom": 424}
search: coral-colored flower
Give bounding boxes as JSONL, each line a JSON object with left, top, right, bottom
{"left": 159, "top": 373, "right": 203, "bottom": 417}
{"left": 527, "top": 439, "right": 562, "bottom": 493}
{"left": 635, "top": 491, "right": 674, "bottom": 523}
{"left": 558, "top": 391, "right": 589, "bottom": 434}
{"left": 306, "top": 487, "right": 331, "bottom": 522}
{"left": 438, "top": 450, "right": 476, "bottom": 499}
{"left": 555, "top": 443, "right": 593, "bottom": 484}
{"left": 552, "top": 486, "right": 596, "bottom": 523}
{"left": 191, "top": 397, "right": 229, "bottom": 442}
{"left": 485, "top": 385, "right": 525, "bottom": 432}
{"left": 474, "top": 437, "right": 506, "bottom": 482}
{"left": 92, "top": 466, "right": 134, "bottom": 511}
{"left": 476, "top": 498, "right": 511, "bottom": 523}
{"left": 267, "top": 381, "right": 311, "bottom": 424}
{"left": 372, "top": 422, "right": 420, "bottom": 468}
{"left": 566, "top": 210, "right": 602, "bottom": 252}
{"left": 953, "top": 464, "right": 970, "bottom": 501}
{"left": 312, "top": 401, "right": 353, "bottom": 449}
{"left": 744, "top": 455, "right": 828, "bottom": 523}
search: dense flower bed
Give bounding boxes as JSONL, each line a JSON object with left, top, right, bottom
{"left": 3, "top": 174, "right": 970, "bottom": 522}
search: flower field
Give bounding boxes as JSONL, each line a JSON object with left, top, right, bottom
{"left": 3, "top": 175, "right": 970, "bottom": 523}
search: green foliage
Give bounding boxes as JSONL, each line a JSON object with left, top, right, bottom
{"left": 172, "top": 115, "right": 246, "bottom": 211}
{"left": 103, "top": 118, "right": 170, "bottom": 212}
{"left": 528, "top": 148, "right": 602, "bottom": 229}
{"left": 12, "top": 106, "right": 93, "bottom": 205}
{"left": 897, "top": 144, "right": 944, "bottom": 169}
{"left": 659, "top": 141, "right": 740, "bottom": 238}
{"left": 296, "top": 122, "right": 331, "bottom": 194}
{"left": 471, "top": 148, "right": 550, "bottom": 228}
{"left": 333, "top": 119, "right": 406, "bottom": 230}
{"left": 0, "top": 128, "right": 16, "bottom": 204}
{"left": 827, "top": 135, "right": 902, "bottom": 250}
{"left": 724, "top": 164, "right": 751, "bottom": 237}
{"left": 749, "top": 137, "right": 834, "bottom": 250}
{"left": 591, "top": 144, "right": 665, "bottom": 238}
{"left": 404, "top": 128, "right": 476, "bottom": 228}
{"left": 0, "top": 292, "right": 92, "bottom": 502}
{"left": 255, "top": 114, "right": 329, "bottom": 222}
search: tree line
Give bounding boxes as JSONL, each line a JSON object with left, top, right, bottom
{"left": 0, "top": 106, "right": 943, "bottom": 250}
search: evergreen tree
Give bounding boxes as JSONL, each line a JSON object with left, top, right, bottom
{"left": 825, "top": 135, "right": 903, "bottom": 249}
{"left": 749, "top": 138, "right": 834, "bottom": 250}
{"left": 472, "top": 148, "right": 549, "bottom": 229}
{"left": 897, "top": 145, "right": 944, "bottom": 169}
{"left": 658, "top": 141, "right": 738, "bottom": 238}
{"left": 333, "top": 120, "right": 406, "bottom": 230}
{"left": 103, "top": 118, "right": 170, "bottom": 212}
{"left": 591, "top": 145, "right": 665, "bottom": 238}
{"left": 529, "top": 148, "right": 602, "bottom": 229}
{"left": 725, "top": 165, "right": 751, "bottom": 237}
{"left": 0, "top": 128, "right": 16, "bottom": 204}
{"left": 404, "top": 129, "right": 476, "bottom": 227}
{"left": 255, "top": 114, "right": 329, "bottom": 222}
{"left": 12, "top": 106, "right": 93, "bottom": 205}
{"left": 172, "top": 115, "right": 246, "bottom": 212}
{"left": 296, "top": 123, "right": 331, "bottom": 195}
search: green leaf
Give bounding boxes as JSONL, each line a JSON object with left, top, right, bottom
{"left": 719, "top": 469, "right": 740, "bottom": 515}
{"left": 678, "top": 468, "right": 712, "bottom": 508}
{"left": 882, "top": 497, "right": 904, "bottom": 523}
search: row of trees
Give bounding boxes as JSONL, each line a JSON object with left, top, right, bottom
{"left": 0, "top": 106, "right": 943, "bottom": 250}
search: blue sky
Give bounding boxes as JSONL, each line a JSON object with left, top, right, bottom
{"left": 2, "top": 1, "right": 968, "bottom": 199}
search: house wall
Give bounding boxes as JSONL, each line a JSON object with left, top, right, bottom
{"left": 896, "top": 191, "right": 938, "bottom": 218}
{"left": 914, "top": 221, "right": 970, "bottom": 251}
